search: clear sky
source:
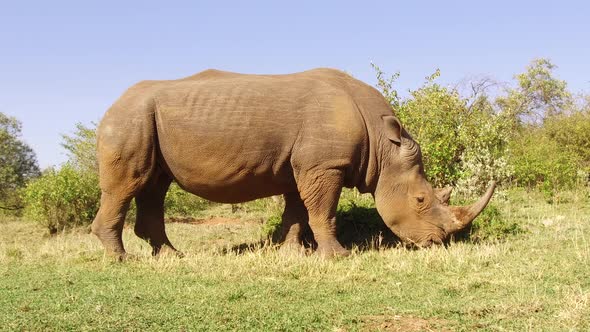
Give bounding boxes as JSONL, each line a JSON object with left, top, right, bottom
{"left": 2, "top": 0, "right": 589, "bottom": 168}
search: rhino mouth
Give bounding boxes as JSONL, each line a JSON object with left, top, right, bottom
{"left": 395, "top": 232, "right": 445, "bottom": 249}
{"left": 415, "top": 234, "right": 445, "bottom": 248}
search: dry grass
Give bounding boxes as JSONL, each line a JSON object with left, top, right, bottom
{"left": 1, "top": 188, "right": 589, "bottom": 331}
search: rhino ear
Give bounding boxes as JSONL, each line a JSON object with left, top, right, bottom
{"left": 382, "top": 115, "right": 403, "bottom": 143}
{"left": 434, "top": 186, "right": 453, "bottom": 205}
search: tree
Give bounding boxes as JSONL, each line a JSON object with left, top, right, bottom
{"left": 493, "top": 59, "right": 588, "bottom": 194}
{"left": 0, "top": 112, "right": 40, "bottom": 208}
{"left": 61, "top": 122, "right": 98, "bottom": 172}
{"left": 496, "top": 58, "right": 572, "bottom": 126}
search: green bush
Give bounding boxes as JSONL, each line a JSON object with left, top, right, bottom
{"left": 395, "top": 72, "right": 467, "bottom": 187}
{"left": 508, "top": 130, "right": 582, "bottom": 198}
{"left": 23, "top": 164, "right": 100, "bottom": 233}
{"left": 456, "top": 203, "right": 522, "bottom": 242}
{"left": 262, "top": 213, "right": 283, "bottom": 241}
{"left": 543, "top": 111, "right": 590, "bottom": 177}
{"left": 373, "top": 65, "right": 512, "bottom": 190}
{"left": 372, "top": 59, "right": 590, "bottom": 200}
{"left": 164, "top": 182, "right": 211, "bottom": 217}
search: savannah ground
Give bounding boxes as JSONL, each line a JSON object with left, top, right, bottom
{"left": 1, "top": 189, "right": 589, "bottom": 331}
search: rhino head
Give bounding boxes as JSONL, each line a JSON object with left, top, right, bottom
{"left": 372, "top": 116, "right": 495, "bottom": 247}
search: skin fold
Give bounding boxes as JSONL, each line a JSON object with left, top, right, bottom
{"left": 91, "top": 68, "right": 495, "bottom": 259}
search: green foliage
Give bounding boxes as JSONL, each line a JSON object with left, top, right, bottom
{"left": 543, "top": 110, "right": 590, "bottom": 169}
{"left": 261, "top": 213, "right": 282, "bottom": 240}
{"left": 497, "top": 59, "right": 572, "bottom": 124}
{"left": 61, "top": 122, "right": 98, "bottom": 172}
{"left": 240, "top": 197, "right": 284, "bottom": 240}
{"left": 164, "top": 183, "right": 211, "bottom": 217}
{"left": 455, "top": 102, "right": 514, "bottom": 196}
{"left": 373, "top": 66, "right": 511, "bottom": 190}
{"left": 398, "top": 74, "right": 466, "bottom": 186}
{"left": 22, "top": 164, "right": 100, "bottom": 233}
{"left": 373, "top": 58, "right": 589, "bottom": 198}
{"left": 20, "top": 122, "right": 101, "bottom": 232}
{"left": 496, "top": 59, "right": 588, "bottom": 196}
{"left": 0, "top": 112, "right": 40, "bottom": 210}
{"left": 456, "top": 203, "right": 522, "bottom": 242}
{"left": 508, "top": 130, "right": 582, "bottom": 198}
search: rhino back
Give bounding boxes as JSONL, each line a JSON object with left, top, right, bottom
{"left": 152, "top": 71, "right": 367, "bottom": 202}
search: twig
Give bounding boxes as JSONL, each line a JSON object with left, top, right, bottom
{"left": 0, "top": 205, "right": 23, "bottom": 210}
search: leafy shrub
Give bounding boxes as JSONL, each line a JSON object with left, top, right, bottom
{"left": 262, "top": 213, "right": 283, "bottom": 241}
{"left": 508, "top": 130, "right": 581, "bottom": 198}
{"left": 239, "top": 197, "right": 284, "bottom": 240}
{"left": 454, "top": 101, "right": 513, "bottom": 197}
{"left": 373, "top": 65, "right": 512, "bottom": 190}
{"left": 543, "top": 111, "right": 590, "bottom": 180}
{"left": 164, "top": 182, "right": 211, "bottom": 217}
{"left": 454, "top": 203, "right": 522, "bottom": 242}
{"left": 372, "top": 59, "right": 590, "bottom": 200}
{"left": 61, "top": 122, "right": 98, "bottom": 172}
{"left": 23, "top": 164, "right": 100, "bottom": 233}
{"left": 395, "top": 72, "right": 467, "bottom": 187}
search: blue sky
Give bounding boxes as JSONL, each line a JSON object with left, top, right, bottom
{"left": 2, "top": 0, "right": 589, "bottom": 168}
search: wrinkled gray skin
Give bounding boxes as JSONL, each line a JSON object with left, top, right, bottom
{"left": 91, "top": 68, "right": 495, "bottom": 259}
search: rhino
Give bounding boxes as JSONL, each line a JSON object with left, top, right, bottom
{"left": 91, "top": 68, "right": 495, "bottom": 259}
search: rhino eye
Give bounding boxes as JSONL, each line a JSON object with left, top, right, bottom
{"left": 416, "top": 196, "right": 425, "bottom": 204}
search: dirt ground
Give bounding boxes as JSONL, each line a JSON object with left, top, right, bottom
{"left": 360, "top": 315, "right": 450, "bottom": 332}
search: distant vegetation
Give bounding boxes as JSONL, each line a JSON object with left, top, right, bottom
{"left": 373, "top": 58, "right": 589, "bottom": 197}
{"left": 0, "top": 113, "right": 39, "bottom": 213}
{"left": 2, "top": 58, "right": 589, "bottom": 237}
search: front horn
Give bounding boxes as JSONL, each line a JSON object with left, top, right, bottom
{"left": 447, "top": 181, "right": 496, "bottom": 233}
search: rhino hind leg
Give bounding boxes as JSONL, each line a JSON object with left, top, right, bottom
{"left": 92, "top": 146, "right": 148, "bottom": 259}
{"left": 92, "top": 111, "right": 157, "bottom": 259}
{"left": 298, "top": 169, "right": 350, "bottom": 258}
{"left": 91, "top": 191, "right": 132, "bottom": 259}
{"left": 278, "top": 192, "right": 308, "bottom": 252}
{"left": 134, "top": 169, "right": 181, "bottom": 256}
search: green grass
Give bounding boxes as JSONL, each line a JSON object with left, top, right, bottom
{"left": 1, "top": 189, "right": 589, "bottom": 331}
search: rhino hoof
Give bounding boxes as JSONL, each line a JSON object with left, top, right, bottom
{"left": 278, "top": 242, "right": 307, "bottom": 257}
{"left": 103, "top": 251, "right": 131, "bottom": 262}
{"left": 153, "top": 245, "right": 185, "bottom": 258}
{"left": 317, "top": 246, "right": 351, "bottom": 259}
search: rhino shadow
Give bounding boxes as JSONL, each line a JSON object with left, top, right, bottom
{"left": 225, "top": 205, "right": 402, "bottom": 255}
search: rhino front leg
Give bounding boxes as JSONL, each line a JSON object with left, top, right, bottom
{"left": 134, "top": 170, "right": 181, "bottom": 256}
{"left": 278, "top": 192, "right": 308, "bottom": 252}
{"left": 298, "top": 169, "right": 350, "bottom": 258}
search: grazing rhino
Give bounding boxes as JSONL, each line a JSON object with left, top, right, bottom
{"left": 92, "top": 68, "right": 495, "bottom": 259}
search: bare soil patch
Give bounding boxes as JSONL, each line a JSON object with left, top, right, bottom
{"left": 361, "top": 314, "right": 450, "bottom": 332}
{"left": 167, "top": 216, "right": 251, "bottom": 225}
